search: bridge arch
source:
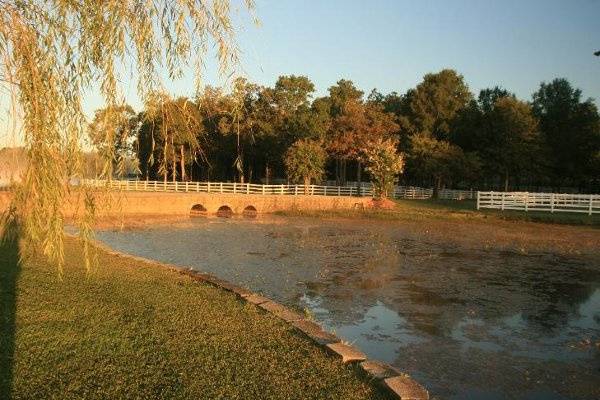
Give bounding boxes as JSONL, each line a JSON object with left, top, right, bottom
{"left": 216, "top": 205, "right": 233, "bottom": 218}
{"left": 242, "top": 205, "right": 258, "bottom": 218}
{"left": 190, "top": 204, "right": 207, "bottom": 217}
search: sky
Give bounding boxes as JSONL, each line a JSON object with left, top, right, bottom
{"left": 234, "top": 0, "right": 600, "bottom": 101}
{"left": 1, "top": 0, "right": 599, "bottom": 147}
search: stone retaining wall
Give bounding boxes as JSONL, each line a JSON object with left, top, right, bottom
{"left": 90, "top": 238, "right": 429, "bottom": 400}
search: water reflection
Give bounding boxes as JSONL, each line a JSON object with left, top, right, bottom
{"left": 96, "top": 216, "right": 600, "bottom": 399}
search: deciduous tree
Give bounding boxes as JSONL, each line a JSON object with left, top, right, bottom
{"left": 363, "top": 138, "right": 404, "bottom": 199}
{"left": 284, "top": 139, "right": 327, "bottom": 194}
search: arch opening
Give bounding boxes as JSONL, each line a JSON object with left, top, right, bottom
{"left": 242, "top": 205, "right": 258, "bottom": 218}
{"left": 217, "top": 205, "right": 233, "bottom": 218}
{"left": 190, "top": 204, "right": 207, "bottom": 217}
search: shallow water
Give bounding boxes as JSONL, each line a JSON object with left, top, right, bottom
{"left": 97, "top": 216, "right": 600, "bottom": 399}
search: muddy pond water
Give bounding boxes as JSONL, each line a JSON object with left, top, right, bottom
{"left": 97, "top": 216, "right": 600, "bottom": 400}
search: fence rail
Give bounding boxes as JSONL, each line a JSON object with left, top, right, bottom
{"left": 477, "top": 191, "right": 600, "bottom": 215}
{"left": 80, "top": 179, "right": 456, "bottom": 200}
{"left": 82, "top": 179, "right": 377, "bottom": 197}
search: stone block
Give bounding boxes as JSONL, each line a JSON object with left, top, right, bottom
{"left": 243, "top": 293, "right": 270, "bottom": 305}
{"left": 359, "top": 360, "right": 400, "bottom": 380}
{"left": 209, "top": 278, "right": 253, "bottom": 297}
{"left": 384, "top": 375, "right": 429, "bottom": 400}
{"left": 292, "top": 319, "right": 339, "bottom": 345}
{"left": 258, "top": 301, "right": 304, "bottom": 322}
{"left": 325, "top": 342, "right": 366, "bottom": 363}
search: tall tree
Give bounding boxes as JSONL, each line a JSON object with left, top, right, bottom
{"left": 328, "top": 79, "right": 364, "bottom": 117}
{"left": 483, "top": 97, "right": 540, "bottom": 191}
{"left": 284, "top": 139, "right": 327, "bottom": 194}
{"left": 532, "top": 78, "right": 600, "bottom": 189}
{"left": 328, "top": 100, "right": 399, "bottom": 189}
{"left": 218, "top": 78, "right": 261, "bottom": 183}
{"left": 409, "top": 69, "right": 472, "bottom": 140}
{"left": 87, "top": 105, "right": 138, "bottom": 178}
{"left": 407, "top": 133, "right": 473, "bottom": 195}
{"left": 362, "top": 138, "right": 405, "bottom": 199}
{"left": 139, "top": 93, "right": 203, "bottom": 183}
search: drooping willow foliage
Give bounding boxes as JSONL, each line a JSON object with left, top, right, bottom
{"left": 0, "top": 0, "right": 255, "bottom": 275}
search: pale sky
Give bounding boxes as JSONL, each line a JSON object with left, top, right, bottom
{"left": 2, "top": 0, "right": 599, "bottom": 147}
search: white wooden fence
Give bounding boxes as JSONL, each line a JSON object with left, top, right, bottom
{"left": 83, "top": 179, "right": 375, "bottom": 197}
{"left": 438, "top": 188, "right": 475, "bottom": 200}
{"left": 477, "top": 191, "right": 600, "bottom": 215}
{"left": 81, "top": 179, "right": 450, "bottom": 200}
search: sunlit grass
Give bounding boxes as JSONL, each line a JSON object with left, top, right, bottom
{"left": 276, "top": 199, "right": 600, "bottom": 226}
{"left": 0, "top": 238, "right": 392, "bottom": 400}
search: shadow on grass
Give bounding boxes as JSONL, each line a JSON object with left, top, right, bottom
{"left": 0, "top": 216, "right": 21, "bottom": 400}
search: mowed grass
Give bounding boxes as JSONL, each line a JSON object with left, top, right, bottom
{"left": 0, "top": 238, "right": 392, "bottom": 400}
{"left": 277, "top": 199, "right": 600, "bottom": 226}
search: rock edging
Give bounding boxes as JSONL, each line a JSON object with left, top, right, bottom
{"left": 91, "top": 239, "right": 429, "bottom": 400}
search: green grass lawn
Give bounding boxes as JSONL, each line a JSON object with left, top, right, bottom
{"left": 0, "top": 237, "right": 392, "bottom": 400}
{"left": 277, "top": 199, "right": 600, "bottom": 226}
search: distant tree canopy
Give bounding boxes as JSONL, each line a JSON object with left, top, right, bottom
{"left": 88, "top": 73, "right": 600, "bottom": 195}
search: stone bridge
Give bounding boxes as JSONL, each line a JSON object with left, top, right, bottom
{"left": 0, "top": 191, "right": 370, "bottom": 217}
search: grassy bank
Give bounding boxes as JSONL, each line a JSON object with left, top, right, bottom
{"left": 276, "top": 199, "right": 600, "bottom": 226}
{"left": 0, "top": 237, "right": 391, "bottom": 400}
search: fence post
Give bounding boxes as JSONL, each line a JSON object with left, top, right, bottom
{"left": 262, "top": 185, "right": 265, "bottom": 195}
{"left": 294, "top": 185, "right": 298, "bottom": 196}
{"left": 501, "top": 192, "right": 505, "bottom": 210}
{"left": 281, "top": 184, "right": 284, "bottom": 195}
{"left": 220, "top": 182, "right": 223, "bottom": 193}
{"left": 144, "top": 180, "right": 148, "bottom": 191}
{"left": 196, "top": 181, "right": 200, "bottom": 192}
{"left": 524, "top": 192, "right": 529, "bottom": 212}
{"left": 338, "top": 186, "right": 341, "bottom": 196}
{"left": 185, "top": 181, "right": 189, "bottom": 192}
{"left": 135, "top": 180, "right": 138, "bottom": 191}
{"left": 550, "top": 193, "right": 554, "bottom": 213}
{"left": 233, "top": 182, "right": 237, "bottom": 194}
{"left": 154, "top": 181, "right": 157, "bottom": 191}
{"left": 589, "top": 195, "right": 593, "bottom": 216}
{"left": 175, "top": 181, "right": 178, "bottom": 192}
{"left": 247, "top": 183, "right": 250, "bottom": 194}
{"left": 324, "top": 186, "right": 327, "bottom": 196}
{"left": 476, "top": 192, "right": 480, "bottom": 210}
{"left": 207, "top": 182, "right": 211, "bottom": 193}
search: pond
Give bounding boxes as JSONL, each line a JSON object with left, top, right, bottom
{"left": 97, "top": 216, "right": 600, "bottom": 400}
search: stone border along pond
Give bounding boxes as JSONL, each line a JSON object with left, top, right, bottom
{"left": 92, "top": 239, "right": 429, "bottom": 400}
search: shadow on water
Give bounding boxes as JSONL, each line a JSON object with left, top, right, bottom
{"left": 0, "top": 215, "right": 21, "bottom": 400}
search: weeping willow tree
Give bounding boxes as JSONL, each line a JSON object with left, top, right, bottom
{"left": 0, "top": 0, "right": 255, "bottom": 275}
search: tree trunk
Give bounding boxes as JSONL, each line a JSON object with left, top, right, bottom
{"left": 304, "top": 176, "right": 310, "bottom": 195}
{"left": 163, "top": 145, "right": 168, "bottom": 183}
{"left": 180, "top": 145, "right": 186, "bottom": 182}
{"left": 434, "top": 176, "right": 442, "bottom": 199}
{"left": 265, "top": 164, "right": 270, "bottom": 185}
{"left": 172, "top": 147, "right": 177, "bottom": 183}
{"left": 335, "top": 158, "right": 340, "bottom": 186}
{"left": 504, "top": 170, "right": 509, "bottom": 192}
{"left": 356, "top": 160, "right": 362, "bottom": 196}
{"left": 171, "top": 136, "right": 176, "bottom": 183}
{"left": 342, "top": 159, "right": 347, "bottom": 186}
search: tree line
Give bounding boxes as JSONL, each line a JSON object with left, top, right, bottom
{"left": 89, "top": 70, "right": 600, "bottom": 194}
